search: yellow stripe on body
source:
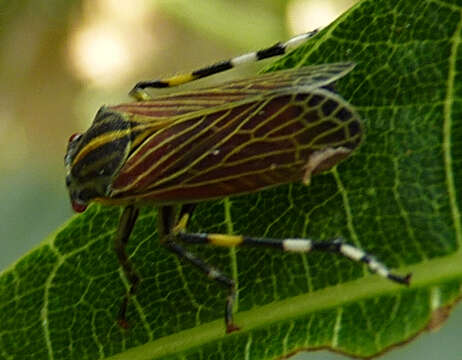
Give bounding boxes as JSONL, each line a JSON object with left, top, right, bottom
{"left": 129, "top": 127, "right": 162, "bottom": 149}
{"left": 72, "top": 130, "right": 132, "bottom": 166}
{"left": 208, "top": 234, "right": 244, "bottom": 247}
{"left": 72, "top": 119, "right": 163, "bottom": 167}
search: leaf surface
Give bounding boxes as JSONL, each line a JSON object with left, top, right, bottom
{"left": 1, "top": 0, "right": 462, "bottom": 359}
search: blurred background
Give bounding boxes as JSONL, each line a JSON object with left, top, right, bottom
{"left": 0, "top": 0, "right": 459, "bottom": 359}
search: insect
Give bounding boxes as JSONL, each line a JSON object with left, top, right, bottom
{"left": 64, "top": 30, "right": 411, "bottom": 333}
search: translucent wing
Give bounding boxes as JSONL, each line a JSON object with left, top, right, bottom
{"left": 108, "top": 63, "right": 355, "bottom": 119}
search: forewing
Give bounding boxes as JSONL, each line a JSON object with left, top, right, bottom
{"left": 110, "top": 76, "right": 362, "bottom": 204}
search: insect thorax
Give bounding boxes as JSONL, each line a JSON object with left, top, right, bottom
{"left": 65, "top": 107, "right": 132, "bottom": 205}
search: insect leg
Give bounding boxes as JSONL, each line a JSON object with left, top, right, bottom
{"left": 164, "top": 240, "right": 239, "bottom": 333}
{"left": 175, "top": 233, "right": 412, "bottom": 285}
{"left": 179, "top": 203, "right": 197, "bottom": 221}
{"left": 129, "top": 29, "right": 319, "bottom": 100}
{"left": 158, "top": 205, "right": 240, "bottom": 333}
{"left": 114, "top": 205, "right": 140, "bottom": 328}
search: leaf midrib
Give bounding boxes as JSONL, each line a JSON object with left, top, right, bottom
{"left": 105, "top": 250, "right": 462, "bottom": 360}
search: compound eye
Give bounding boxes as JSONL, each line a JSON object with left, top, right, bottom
{"left": 68, "top": 133, "right": 82, "bottom": 143}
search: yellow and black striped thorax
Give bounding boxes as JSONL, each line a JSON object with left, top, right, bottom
{"left": 65, "top": 107, "right": 135, "bottom": 207}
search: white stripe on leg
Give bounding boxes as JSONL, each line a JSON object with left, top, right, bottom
{"left": 282, "top": 239, "right": 312, "bottom": 252}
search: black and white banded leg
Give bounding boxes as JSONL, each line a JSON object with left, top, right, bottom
{"left": 175, "top": 233, "right": 412, "bottom": 285}
{"left": 129, "top": 29, "right": 319, "bottom": 100}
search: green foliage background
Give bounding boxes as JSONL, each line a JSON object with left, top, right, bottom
{"left": 1, "top": 0, "right": 462, "bottom": 359}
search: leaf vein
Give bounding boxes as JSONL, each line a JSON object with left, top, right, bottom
{"left": 224, "top": 198, "right": 239, "bottom": 313}
{"left": 41, "top": 246, "right": 61, "bottom": 360}
{"left": 332, "top": 169, "right": 364, "bottom": 274}
{"left": 443, "top": 8, "right": 462, "bottom": 247}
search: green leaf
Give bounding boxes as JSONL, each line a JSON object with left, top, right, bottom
{"left": 2, "top": 0, "right": 462, "bottom": 359}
